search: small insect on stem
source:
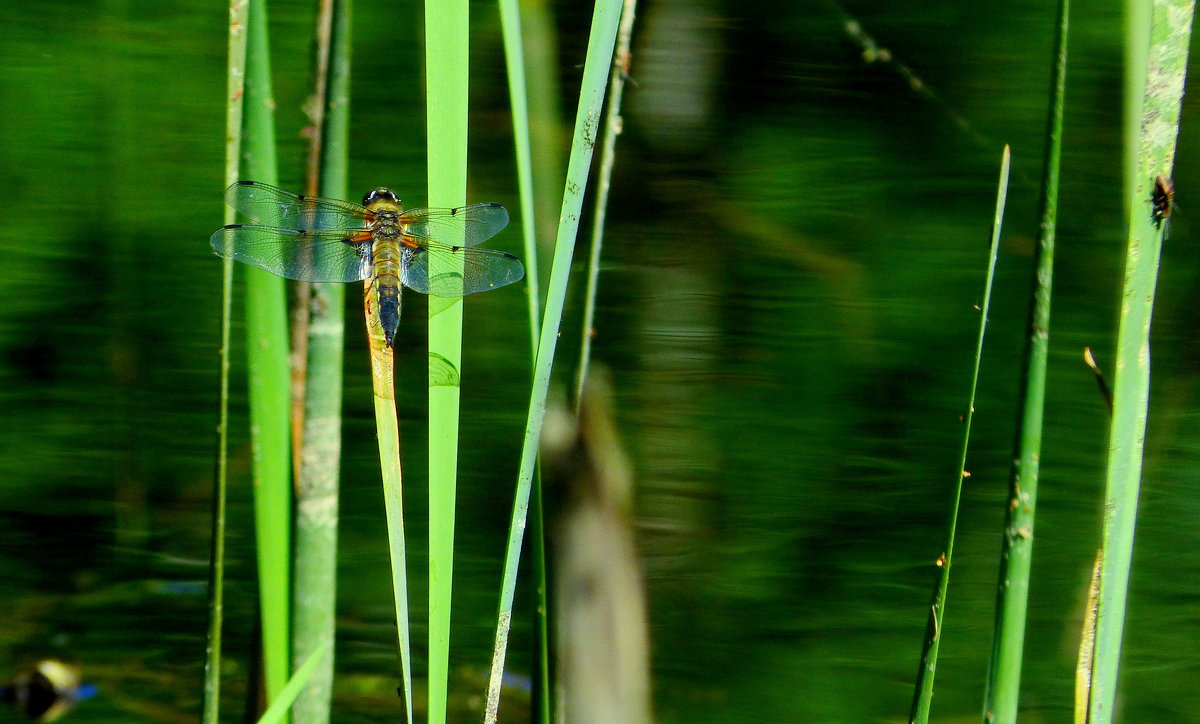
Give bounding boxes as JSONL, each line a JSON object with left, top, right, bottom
{"left": 1152, "top": 173, "right": 1175, "bottom": 230}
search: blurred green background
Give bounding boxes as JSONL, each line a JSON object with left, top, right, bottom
{"left": 1, "top": 0, "right": 1198, "bottom": 721}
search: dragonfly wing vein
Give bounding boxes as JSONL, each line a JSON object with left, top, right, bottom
{"left": 210, "top": 225, "right": 372, "bottom": 283}
{"left": 400, "top": 202, "right": 510, "bottom": 247}
{"left": 225, "top": 181, "right": 372, "bottom": 231}
{"left": 402, "top": 245, "right": 525, "bottom": 297}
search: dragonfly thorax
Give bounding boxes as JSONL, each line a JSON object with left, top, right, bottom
{"left": 363, "top": 189, "right": 405, "bottom": 237}
{"left": 373, "top": 209, "right": 400, "bottom": 225}
{"left": 372, "top": 224, "right": 402, "bottom": 241}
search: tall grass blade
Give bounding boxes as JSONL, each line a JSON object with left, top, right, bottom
{"left": 573, "top": 0, "right": 637, "bottom": 411}
{"left": 291, "top": 0, "right": 352, "bottom": 721}
{"left": 483, "top": 2, "right": 624, "bottom": 721}
{"left": 1088, "top": 4, "right": 1194, "bottom": 721}
{"left": 203, "top": 1, "right": 249, "bottom": 721}
{"left": 497, "top": 0, "right": 542, "bottom": 357}
{"left": 241, "top": 0, "right": 293, "bottom": 703}
{"left": 254, "top": 643, "right": 332, "bottom": 724}
{"left": 909, "top": 145, "right": 1010, "bottom": 724}
{"left": 519, "top": 3, "right": 567, "bottom": 262}
{"left": 425, "top": 1, "right": 470, "bottom": 721}
{"left": 496, "top": 2, "right": 551, "bottom": 718}
{"left": 366, "top": 294, "right": 413, "bottom": 724}
{"left": 981, "top": 3, "right": 1068, "bottom": 721}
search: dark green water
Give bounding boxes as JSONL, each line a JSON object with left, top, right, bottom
{"left": 1, "top": 1, "right": 1199, "bottom": 722}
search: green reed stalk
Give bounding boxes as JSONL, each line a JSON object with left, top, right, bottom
{"left": 909, "top": 146, "right": 1009, "bottom": 724}
{"left": 496, "top": 2, "right": 552, "bottom": 719}
{"left": 1088, "top": 4, "right": 1194, "bottom": 721}
{"left": 981, "top": 4, "right": 1068, "bottom": 722}
{"left": 240, "top": 0, "right": 293, "bottom": 703}
{"left": 424, "top": 1, "right": 470, "bottom": 722}
{"left": 573, "top": 0, "right": 636, "bottom": 411}
{"left": 365, "top": 293, "right": 413, "bottom": 724}
{"left": 497, "top": 0, "right": 541, "bottom": 358}
{"left": 291, "top": 0, "right": 351, "bottom": 721}
{"left": 483, "top": 2, "right": 624, "bottom": 721}
{"left": 203, "top": 0, "right": 248, "bottom": 721}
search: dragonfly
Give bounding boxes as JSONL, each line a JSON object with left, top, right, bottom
{"left": 210, "top": 181, "right": 524, "bottom": 346}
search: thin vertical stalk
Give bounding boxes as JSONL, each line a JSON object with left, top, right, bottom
{"left": 425, "top": 1, "right": 470, "bottom": 722}
{"left": 242, "top": 0, "right": 292, "bottom": 703}
{"left": 981, "top": 2, "right": 1068, "bottom": 722}
{"left": 366, "top": 292, "right": 413, "bottom": 724}
{"left": 497, "top": 0, "right": 541, "bottom": 358}
{"left": 1088, "top": 3, "right": 1194, "bottom": 721}
{"left": 291, "top": 0, "right": 352, "bottom": 721}
{"left": 573, "top": 0, "right": 637, "bottom": 411}
{"left": 483, "top": 2, "right": 624, "bottom": 720}
{"left": 519, "top": 1, "right": 567, "bottom": 258}
{"left": 496, "top": 2, "right": 551, "bottom": 719}
{"left": 909, "top": 146, "right": 1010, "bottom": 724}
{"left": 203, "top": 1, "right": 248, "bottom": 721}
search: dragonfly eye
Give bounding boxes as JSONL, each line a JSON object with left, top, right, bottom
{"left": 363, "top": 187, "right": 400, "bottom": 206}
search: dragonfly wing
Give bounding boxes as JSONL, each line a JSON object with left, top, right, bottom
{"left": 399, "top": 202, "right": 510, "bottom": 247}
{"left": 224, "top": 181, "right": 371, "bottom": 231}
{"left": 211, "top": 225, "right": 371, "bottom": 282}
{"left": 403, "top": 245, "right": 525, "bottom": 297}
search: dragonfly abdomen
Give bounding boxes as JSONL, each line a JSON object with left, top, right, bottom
{"left": 372, "top": 237, "right": 405, "bottom": 346}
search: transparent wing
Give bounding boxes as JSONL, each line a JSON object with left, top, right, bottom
{"left": 224, "top": 181, "right": 372, "bottom": 231}
{"left": 403, "top": 245, "right": 525, "bottom": 297}
{"left": 210, "top": 225, "right": 371, "bottom": 283}
{"left": 399, "top": 202, "right": 510, "bottom": 247}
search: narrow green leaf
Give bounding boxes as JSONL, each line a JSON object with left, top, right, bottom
{"left": 484, "top": 2, "right": 625, "bottom": 720}
{"left": 367, "top": 303, "right": 413, "bottom": 724}
{"left": 574, "top": 0, "right": 637, "bottom": 410}
{"left": 254, "top": 642, "right": 332, "bottom": 724}
{"left": 496, "top": 1, "right": 550, "bottom": 719}
{"left": 242, "top": 0, "right": 292, "bottom": 703}
{"left": 1088, "top": 4, "right": 1194, "bottom": 721}
{"left": 202, "top": 0, "right": 248, "bottom": 720}
{"left": 909, "top": 145, "right": 1009, "bottom": 724}
{"left": 425, "top": 1, "right": 470, "bottom": 722}
{"left": 981, "top": 3, "right": 1069, "bottom": 721}
{"left": 497, "top": 0, "right": 542, "bottom": 358}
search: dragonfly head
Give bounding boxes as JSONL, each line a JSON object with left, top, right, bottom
{"left": 363, "top": 187, "right": 400, "bottom": 207}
